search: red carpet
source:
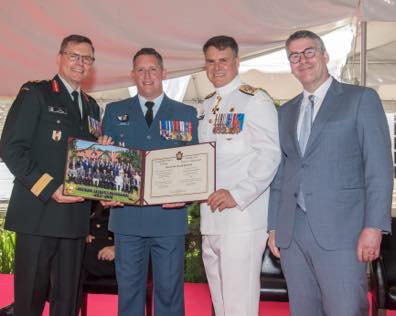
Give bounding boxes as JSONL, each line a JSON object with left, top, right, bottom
{"left": 1, "top": 273, "right": 395, "bottom": 315}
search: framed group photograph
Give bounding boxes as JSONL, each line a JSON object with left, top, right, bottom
{"left": 63, "top": 138, "right": 216, "bottom": 205}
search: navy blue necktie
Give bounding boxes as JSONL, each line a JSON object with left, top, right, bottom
{"left": 72, "top": 90, "right": 82, "bottom": 118}
{"left": 145, "top": 101, "right": 154, "bottom": 127}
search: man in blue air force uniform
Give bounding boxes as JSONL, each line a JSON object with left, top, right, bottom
{"left": 102, "top": 48, "right": 198, "bottom": 316}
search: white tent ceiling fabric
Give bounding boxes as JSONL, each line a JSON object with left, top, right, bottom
{"left": 0, "top": 0, "right": 395, "bottom": 97}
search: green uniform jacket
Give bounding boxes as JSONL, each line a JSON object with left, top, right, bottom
{"left": 0, "top": 75, "right": 101, "bottom": 238}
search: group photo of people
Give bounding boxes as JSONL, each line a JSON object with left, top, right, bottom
{"left": 0, "top": 2, "right": 395, "bottom": 316}
{"left": 65, "top": 139, "right": 141, "bottom": 203}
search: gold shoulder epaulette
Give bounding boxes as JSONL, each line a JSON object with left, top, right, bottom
{"left": 205, "top": 91, "right": 216, "bottom": 99}
{"left": 239, "top": 84, "right": 258, "bottom": 96}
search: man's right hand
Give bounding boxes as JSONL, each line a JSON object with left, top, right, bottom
{"left": 52, "top": 185, "right": 84, "bottom": 203}
{"left": 100, "top": 200, "right": 124, "bottom": 208}
{"left": 97, "top": 135, "right": 113, "bottom": 145}
{"left": 268, "top": 230, "right": 280, "bottom": 258}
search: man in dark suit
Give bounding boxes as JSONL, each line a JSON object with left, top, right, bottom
{"left": 102, "top": 48, "right": 198, "bottom": 316}
{"left": 84, "top": 202, "right": 115, "bottom": 277}
{"left": 268, "top": 30, "right": 393, "bottom": 316}
{"left": 0, "top": 34, "right": 100, "bottom": 316}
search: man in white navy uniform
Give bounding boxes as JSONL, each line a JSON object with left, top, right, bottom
{"left": 199, "top": 35, "right": 281, "bottom": 316}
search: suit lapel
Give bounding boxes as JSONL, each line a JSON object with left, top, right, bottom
{"left": 285, "top": 94, "right": 303, "bottom": 156}
{"left": 129, "top": 95, "right": 148, "bottom": 129}
{"left": 304, "top": 80, "right": 344, "bottom": 155}
{"left": 156, "top": 95, "right": 173, "bottom": 122}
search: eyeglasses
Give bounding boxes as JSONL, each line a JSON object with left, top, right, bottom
{"left": 288, "top": 47, "right": 317, "bottom": 64}
{"left": 62, "top": 51, "right": 95, "bottom": 65}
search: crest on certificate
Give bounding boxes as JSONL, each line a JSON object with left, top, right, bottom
{"left": 176, "top": 151, "right": 183, "bottom": 160}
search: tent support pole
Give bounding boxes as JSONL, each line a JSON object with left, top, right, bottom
{"left": 360, "top": 21, "right": 367, "bottom": 86}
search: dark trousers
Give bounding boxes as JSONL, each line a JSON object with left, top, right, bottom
{"left": 14, "top": 233, "right": 85, "bottom": 316}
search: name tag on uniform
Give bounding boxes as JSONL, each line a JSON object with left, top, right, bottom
{"left": 212, "top": 113, "right": 245, "bottom": 134}
{"left": 159, "top": 120, "right": 193, "bottom": 142}
{"left": 48, "top": 106, "right": 68, "bottom": 115}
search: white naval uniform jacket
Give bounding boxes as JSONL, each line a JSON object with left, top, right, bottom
{"left": 199, "top": 76, "right": 281, "bottom": 235}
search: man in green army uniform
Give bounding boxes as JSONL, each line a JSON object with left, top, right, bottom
{"left": 0, "top": 34, "right": 101, "bottom": 316}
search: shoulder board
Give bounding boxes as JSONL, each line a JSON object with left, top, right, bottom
{"left": 205, "top": 91, "right": 216, "bottom": 99}
{"left": 19, "top": 80, "right": 50, "bottom": 92}
{"left": 239, "top": 84, "right": 258, "bottom": 96}
{"left": 28, "top": 80, "right": 48, "bottom": 84}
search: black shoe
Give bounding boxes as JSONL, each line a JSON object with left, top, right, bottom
{"left": 0, "top": 303, "right": 14, "bottom": 316}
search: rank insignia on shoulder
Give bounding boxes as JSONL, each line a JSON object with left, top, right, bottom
{"left": 117, "top": 114, "right": 129, "bottom": 122}
{"left": 52, "top": 130, "right": 62, "bottom": 141}
{"left": 29, "top": 80, "right": 45, "bottom": 83}
{"left": 51, "top": 80, "right": 60, "bottom": 93}
{"left": 205, "top": 91, "right": 216, "bottom": 99}
{"left": 239, "top": 84, "right": 257, "bottom": 96}
{"left": 159, "top": 120, "right": 193, "bottom": 142}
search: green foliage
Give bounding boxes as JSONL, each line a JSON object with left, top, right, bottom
{"left": 0, "top": 204, "right": 207, "bottom": 280}
{"left": 184, "top": 202, "right": 206, "bottom": 282}
{"left": 0, "top": 217, "right": 15, "bottom": 274}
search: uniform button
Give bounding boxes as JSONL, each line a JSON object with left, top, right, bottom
{"left": 96, "top": 224, "right": 101, "bottom": 228}
{"left": 294, "top": 193, "right": 298, "bottom": 198}
{"left": 56, "top": 120, "right": 61, "bottom": 124}
{"left": 209, "top": 119, "right": 213, "bottom": 124}
{"left": 147, "top": 135, "right": 152, "bottom": 140}
{"left": 108, "top": 236, "right": 113, "bottom": 241}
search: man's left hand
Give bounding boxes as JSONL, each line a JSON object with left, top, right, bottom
{"left": 207, "top": 189, "right": 237, "bottom": 212}
{"left": 356, "top": 227, "right": 382, "bottom": 262}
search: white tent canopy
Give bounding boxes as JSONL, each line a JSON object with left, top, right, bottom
{"left": 1, "top": 0, "right": 396, "bottom": 97}
{"left": 343, "top": 21, "right": 396, "bottom": 95}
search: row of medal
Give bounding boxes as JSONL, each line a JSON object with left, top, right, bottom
{"left": 88, "top": 116, "right": 102, "bottom": 137}
{"left": 212, "top": 113, "right": 245, "bottom": 134}
{"left": 159, "top": 120, "right": 193, "bottom": 142}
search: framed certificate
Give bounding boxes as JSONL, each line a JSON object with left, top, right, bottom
{"left": 63, "top": 138, "right": 215, "bottom": 205}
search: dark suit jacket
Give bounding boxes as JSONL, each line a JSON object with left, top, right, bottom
{"left": 0, "top": 75, "right": 100, "bottom": 238}
{"left": 84, "top": 203, "right": 115, "bottom": 277}
{"left": 268, "top": 79, "right": 393, "bottom": 250}
{"left": 102, "top": 94, "right": 198, "bottom": 236}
